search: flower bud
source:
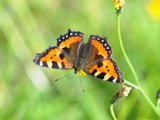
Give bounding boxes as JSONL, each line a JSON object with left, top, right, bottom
{"left": 118, "top": 86, "right": 132, "bottom": 97}
{"left": 110, "top": 85, "right": 132, "bottom": 104}
{"left": 114, "top": 0, "right": 125, "bottom": 12}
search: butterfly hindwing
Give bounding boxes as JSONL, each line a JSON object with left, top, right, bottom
{"left": 83, "top": 35, "right": 123, "bottom": 83}
{"left": 87, "top": 58, "right": 123, "bottom": 83}
{"left": 57, "top": 29, "right": 84, "bottom": 63}
{"left": 33, "top": 46, "right": 73, "bottom": 69}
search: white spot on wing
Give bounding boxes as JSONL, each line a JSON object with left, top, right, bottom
{"left": 40, "top": 62, "right": 43, "bottom": 66}
{"left": 62, "top": 36, "right": 65, "bottom": 40}
{"left": 66, "top": 35, "right": 68, "bottom": 38}
{"left": 58, "top": 39, "right": 61, "bottom": 42}
{"left": 106, "top": 46, "right": 110, "bottom": 50}
{"left": 97, "top": 37, "right": 100, "bottom": 40}
{"left": 95, "top": 71, "right": 100, "bottom": 76}
{"left": 91, "top": 36, "right": 96, "bottom": 39}
{"left": 47, "top": 62, "right": 52, "bottom": 68}
{"left": 104, "top": 74, "right": 110, "bottom": 80}
{"left": 112, "top": 78, "right": 117, "bottom": 83}
{"left": 74, "top": 32, "right": 78, "bottom": 35}
{"left": 101, "top": 39, "right": 104, "bottom": 42}
{"left": 70, "top": 32, "right": 73, "bottom": 36}
{"left": 58, "top": 63, "right": 62, "bottom": 68}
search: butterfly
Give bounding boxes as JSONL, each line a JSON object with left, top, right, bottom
{"left": 33, "top": 29, "right": 123, "bottom": 83}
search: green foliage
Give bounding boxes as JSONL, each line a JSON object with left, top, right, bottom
{"left": 0, "top": 0, "right": 160, "bottom": 119}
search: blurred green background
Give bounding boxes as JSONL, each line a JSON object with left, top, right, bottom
{"left": 0, "top": 0, "right": 160, "bottom": 119}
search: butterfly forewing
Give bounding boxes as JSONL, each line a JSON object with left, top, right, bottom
{"left": 33, "top": 46, "right": 73, "bottom": 69}
{"left": 57, "top": 29, "right": 84, "bottom": 63}
{"left": 88, "top": 35, "right": 112, "bottom": 58}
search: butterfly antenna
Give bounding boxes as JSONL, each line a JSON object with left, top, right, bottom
{"left": 79, "top": 77, "right": 85, "bottom": 93}
{"left": 54, "top": 72, "right": 73, "bottom": 82}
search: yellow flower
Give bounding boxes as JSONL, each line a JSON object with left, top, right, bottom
{"left": 114, "top": 0, "right": 125, "bottom": 11}
{"left": 146, "top": 0, "right": 160, "bottom": 21}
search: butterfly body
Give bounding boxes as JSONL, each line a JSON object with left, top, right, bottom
{"left": 33, "top": 29, "right": 123, "bottom": 83}
{"left": 74, "top": 43, "right": 90, "bottom": 72}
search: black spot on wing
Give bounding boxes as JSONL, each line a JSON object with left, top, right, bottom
{"left": 97, "top": 62, "right": 103, "bottom": 68}
{"left": 59, "top": 53, "right": 65, "bottom": 60}
{"left": 108, "top": 76, "right": 114, "bottom": 82}
{"left": 97, "top": 72, "right": 106, "bottom": 79}
{"left": 62, "top": 47, "right": 70, "bottom": 54}
{"left": 95, "top": 55, "right": 103, "bottom": 60}
{"left": 52, "top": 61, "right": 59, "bottom": 68}
{"left": 90, "top": 69, "right": 97, "bottom": 76}
{"left": 42, "top": 61, "right": 48, "bottom": 67}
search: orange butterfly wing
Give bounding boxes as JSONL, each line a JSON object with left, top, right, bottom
{"left": 88, "top": 35, "right": 112, "bottom": 58}
{"left": 33, "top": 46, "right": 73, "bottom": 69}
{"left": 33, "top": 29, "right": 84, "bottom": 70}
{"left": 88, "top": 58, "right": 123, "bottom": 83}
{"left": 57, "top": 29, "right": 84, "bottom": 63}
{"left": 84, "top": 35, "right": 123, "bottom": 83}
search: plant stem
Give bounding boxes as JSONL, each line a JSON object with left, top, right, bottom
{"left": 117, "top": 14, "right": 140, "bottom": 86}
{"left": 124, "top": 79, "right": 140, "bottom": 90}
{"left": 139, "top": 88, "right": 160, "bottom": 116}
{"left": 110, "top": 104, "right": 117, "bottom": 120}
{"left": 117, "top": 13, "right": 160, "bottom": 117}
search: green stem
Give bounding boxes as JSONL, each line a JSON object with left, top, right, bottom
{"left": 117, "top": 14, "right": 140, "bottom": 86}
{"left": 110, "top": 104, "right": 117, "bottom": 120}
{"left": 139, "top": 88, "right": 160, "bottom": 116}
{"left": 124, "top": 79, "right": 140, "bottom": 90}
{"left": 117, "top": 13, "right": 160, "bottom": 117}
